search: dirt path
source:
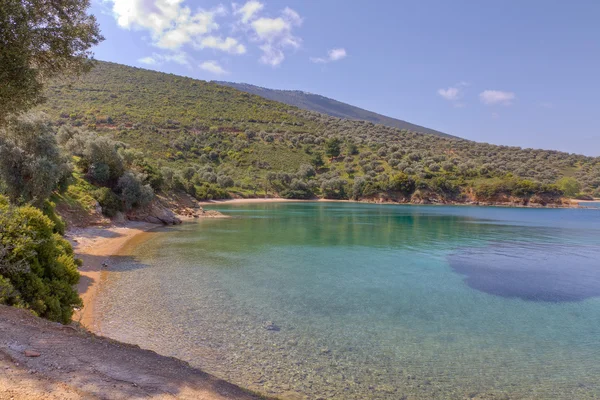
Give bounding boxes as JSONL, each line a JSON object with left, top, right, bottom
{"left": 0, "top": 305, "right": 271, "bottom": 400}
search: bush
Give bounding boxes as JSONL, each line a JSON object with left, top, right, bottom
{"left": 280, "top": 179, "right": 313, "bottom": 199}
{"left": 0, "top": 197, "right": 82, "bottom": 324}
{"left": 92, "top": 187, "right": 122, "bottom": 217}
{"left": 117, "top": 172, "right": 154, "bottom": 210}
{"left": 321, "top": 178, "right": 348, "bottom": 199}
{"left": 557, "top": 177, "right": 581, "bottom": 198}
{"left": 42, "top": 200, "right": 66, "bottom": 235}
{"left": 217, "top": 174, "right": 234, "bottom": 188}
{"left": 0, "top": 113, "right": 72, "bottom": 205}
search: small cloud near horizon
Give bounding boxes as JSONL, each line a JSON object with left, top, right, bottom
{"left": 480, "top": 90, "right": 515, "bottom": 106}
{"left": 199, "top": 60, "right": 228, "bottom": 75}
{"left": 438, "top": 81, "right": 469, "bottom": 105}
{"left": 310, "top": 48, "right": 347, "bottom": 63}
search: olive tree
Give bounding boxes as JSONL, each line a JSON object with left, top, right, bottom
{"left": 0, "top": 113, "right": 71, "bottom": 205}
{"left": 0, "top": 0, "right": 103, "bottom": 124}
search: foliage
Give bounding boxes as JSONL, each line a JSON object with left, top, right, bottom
{"left": 557, "top": 177, "right": 581, "bottom": 198}
{"left": 0, "top": 196, "right": 82, "bottom": 323}
{"left": 116, "top": 172, "right": 154, "bottom": 211}
{"left": 0, "top": 113, "right": 72, "bottom": 205}
{"left": 92, "top": 187, "right": 122, "bottom": 217}
{"left": 35, "top": 61, "right": 600, "bottom": 202}
{"left": 0, "top": 0, "right": 103, "bottom": 124}
{"left": 325, "top": 137, "right": 342, "bottom": 159}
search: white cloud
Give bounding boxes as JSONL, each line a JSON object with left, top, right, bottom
{"left": 437, "top": 81, "right": 469, "bottom": 103}
{"left": 311, "top": 48, "right": 348, "bottom": 64}
{"left": 236, "top": 4, "right": 302, "bottom": 66}
{"left": 109, "top": 0, "right": 225, "bottom": 49}
{"left": 258, "top": 44, "right": 285, "bottom": 66}
{"left": 139, "top": 56, "right": 157, "bottom": 65}
{"left": 437, "top": 87, "right": 460, "bottom": 101}
{"left": 138, "top": 51, "right": 191, "bottom": 66}
{"left": 113, "top": 1, "right": 304, "bottom": 69}
{"left": 480, "top": 90, "right": 515, "bottom": 106}
{"left": 200, "top": 60, "right": 228, "bottom": 75}
{"left": 233, "top": 1, "right": 264, "bottom": 23}
{"left": 198, "top": 36, "right": 246, "bottom": 54}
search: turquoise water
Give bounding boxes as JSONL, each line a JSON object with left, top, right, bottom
{"left": 96, "top": 203, "right": 600, "bottom": 399}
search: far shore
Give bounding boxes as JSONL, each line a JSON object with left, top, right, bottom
{"left": 198, "top": 196, "right": 598, "bottom": 208}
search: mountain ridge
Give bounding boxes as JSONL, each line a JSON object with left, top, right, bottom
{"left": 214, "top": 81, "right": 456, "bottom": 139}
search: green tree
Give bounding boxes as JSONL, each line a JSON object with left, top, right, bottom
{"left": 117, "top": 172, "right": 154, "bottom": 210}
{"left": 0, "top": 113, "right": 72, "bottom": 205}
{"left": 557, "top": 177, "right": 581, "bottom": 198}
{"left": 0, "top": 0, "right": 103, "bottom": 124}
{"left": 325, "top": 137, "right": 341, "bottom": 159}
{"left": 310, "top": 151, "right": 325, "bottom": 169}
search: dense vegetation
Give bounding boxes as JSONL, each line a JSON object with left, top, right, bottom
{"left": 0, "top": 0, "right": 102, "bottom": 323}
{"left": 215, "top": 81, "right": 454, "bottom": 138}
{"left": 36, "top": 61, "right": 599, "bottom": 203}
{"left": 0, "top": 195, "right": 82, "bottom": 324}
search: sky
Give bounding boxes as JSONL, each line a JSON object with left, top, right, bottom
{"left": 90, "top": 0, "right": 600, "bottom": 156}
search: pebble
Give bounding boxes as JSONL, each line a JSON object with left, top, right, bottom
{"left": 24, "top": 350, "right": 41, "bottom": 357}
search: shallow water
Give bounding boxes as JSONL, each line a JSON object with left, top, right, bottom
{"left": 96, "top": 203, "right": 600, "bottom": 399}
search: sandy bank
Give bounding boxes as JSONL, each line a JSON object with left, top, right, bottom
{"left": 67, "top": 221, "right": 159, "bottom": 331}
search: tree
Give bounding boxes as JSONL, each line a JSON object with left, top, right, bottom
{"left": 311, "top": 151, "right": 325, "bottom": 169}
{"left": 0, "top": 113, "right": 72, "bottom": 205}
{"left": 557, "top": 177, "right": 581, "bottom": 198}
{"left": 0, "top": 0, "right": 103, "bottom": 124}
{"left": 325, "top": 137, "right": 341, "bottom": 159}
{"left": 117, "top": 172, "right": 154, "bottom": 210}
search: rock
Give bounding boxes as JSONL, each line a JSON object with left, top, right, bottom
{"left": 127, "top": 198, "right": 182, "bottom": 225}
{"left": 263, "top": 321, "right": 280, "bottom": 331}
{"left": 24, "top": 349, "right": 41, "bottom": 357}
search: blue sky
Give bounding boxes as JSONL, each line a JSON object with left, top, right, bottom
{"left": 91, "top": 0, "right": 600, "bottom": 156}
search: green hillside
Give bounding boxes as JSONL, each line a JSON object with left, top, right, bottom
{"left": 37, "top": 61, "right": 600, "bottom": 203}
{"left": 215, "top": 81, "right": 456, "bottom": 138}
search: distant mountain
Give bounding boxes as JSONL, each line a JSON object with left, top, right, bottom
{"left": 214, "top": 81, "right": 455, "bottom": 139}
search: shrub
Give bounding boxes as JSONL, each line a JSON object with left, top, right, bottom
{"left": 217, "top": 174, "right": 234, "bottom": 188}
{"left": 117, "top": 172, "right": 154, "bottom": 210}
{"left": 557, "top": 177, "right": 581, "bottom": 198}
{"left": 0, "top": 197, "right": 82, "bottom": 324}
{"left": 92, "top": 187, "right": 122, "bottom": 217}
{"left": 0, "top": 113, "right": 72, "bottom": 205}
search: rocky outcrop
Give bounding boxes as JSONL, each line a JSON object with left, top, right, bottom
{"left": 125, "top": 193, "right": 227, "bottom": 225}
{"left": 126, "top": 198, "right": 182, "bottom": 225}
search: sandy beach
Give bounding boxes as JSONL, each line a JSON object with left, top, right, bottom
{"left": 67, "top": 221, "right": 159, "bottom": 331}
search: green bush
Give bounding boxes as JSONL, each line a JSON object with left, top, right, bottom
{"left": 92, "top": 187, "right": 122, "bottom": 217}
{"left": 0, "top": 196, "right": 82, "bottom": 324}
{"left": 42, "top": 200, "right": 66, "bottom": 235}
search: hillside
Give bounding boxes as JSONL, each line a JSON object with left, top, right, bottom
{"left": 214, "top": 81, "right": 455, "bottom": 138}
{"left": 35, "top": 61, "right": 600, "bottom": 207}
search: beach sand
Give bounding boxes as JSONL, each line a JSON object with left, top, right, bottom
{"left": 68, "top": 221, "right": 158, "bottom": 331}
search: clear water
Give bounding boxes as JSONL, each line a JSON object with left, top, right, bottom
{"left": 95, "top": 203, "right": 600, "bottom": 399}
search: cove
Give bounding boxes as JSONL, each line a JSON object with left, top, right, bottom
{"left": 95, "top": 202, "right": 600, "bottom": 399}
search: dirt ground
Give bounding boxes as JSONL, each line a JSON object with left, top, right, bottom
{"left": 0, "top": 305, "right": 271, "bottom": 400}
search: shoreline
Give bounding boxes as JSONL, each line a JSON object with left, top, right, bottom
{"left": 199, "top": 197, "right": 598, "bottom": 208}
{"left": 68, "top": 221, "right": 159, "bottom": 331}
